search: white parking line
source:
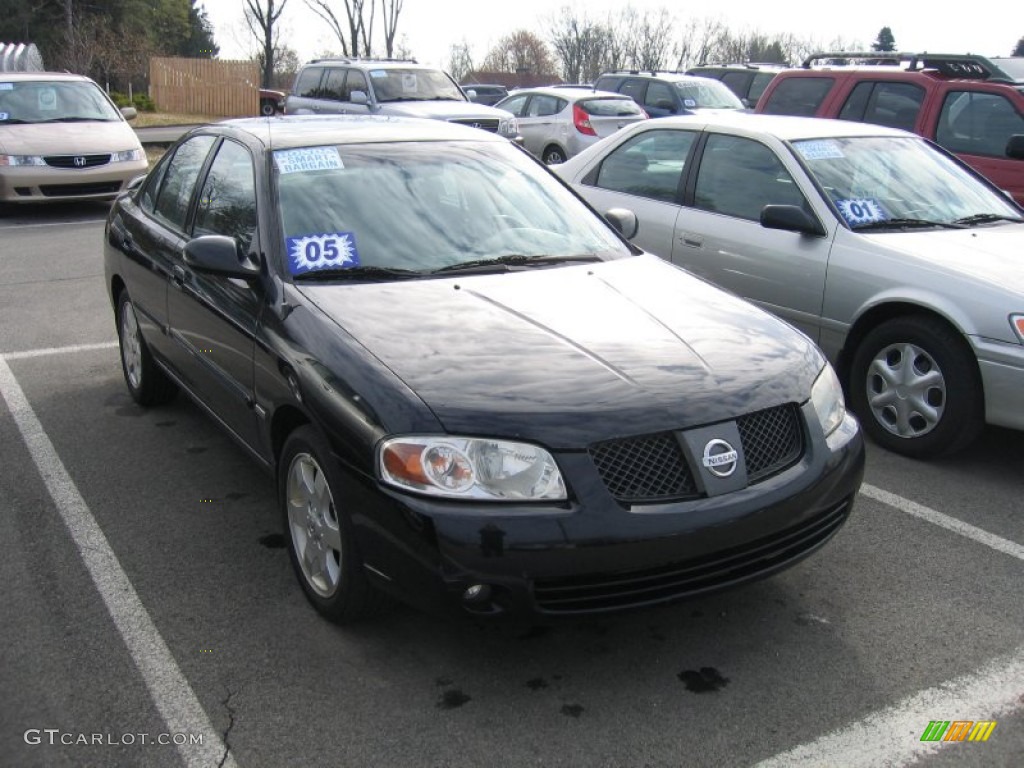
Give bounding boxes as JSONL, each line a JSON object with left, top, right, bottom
{"left": 750, "top": 644, "right": 1024, "bottom": 767}
{"left": 2, "top": 341, "right": 118, "bottom": 360}
{"left": 0, "top": 356, "right": 238, "bottom": 768}
{"left": 861, "top": 483, "right": 1024, "bottom": 562}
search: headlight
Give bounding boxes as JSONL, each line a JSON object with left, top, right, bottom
{"left": 499, "top": 117, "right": 519, "bottom": 137}
{"left": 0, "top": 154, "right": 46, "bottom": 166}
{"left": 379, "top": 435, "right": 566, "bottom": 501}
{"left": 1011, "top": 314, "right": 1024, "bottom": 343}
{"left": 810, "top": 363, "right": 845, "bottom": 437}
{"left": 112, "top": 148, "right": 145, "bottom": 162}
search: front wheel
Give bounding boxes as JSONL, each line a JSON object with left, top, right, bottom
{"left": 260, "top": 99, "right": 276, "bottom": 116}
{"left": 542, "top": 146, "right": 566, "bottom": 165}
{"left": 116, "top": 289, "right": 177, "bottom": 406}
{"left": 279, "top": 426, "right": 375, "bottom": 623}
{"left": 849, "top": 315, "right": 983, "bottom": 458}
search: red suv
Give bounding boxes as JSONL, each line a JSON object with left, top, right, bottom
{"left": 756, "top": 53, "right": 1024, "bottom": 205}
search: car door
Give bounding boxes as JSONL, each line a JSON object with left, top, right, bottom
{"left": 342, "top": 69, "right": 372, "bottom": 115}
{"left": 522, "top": 94, "right": 565, "bottom": 155}
{"left": 496, "top": 93, "right": 533, "bottom": 150}
{"left": 674, "top": 132, "right": 834, "bottom": 341}
{"left": 164, "top": 137, "right": 263, "bottom": 450}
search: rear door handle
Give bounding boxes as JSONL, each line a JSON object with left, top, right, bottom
{"left": 172, "top": 264, "right": 186, "bottom": 287}
{"left": 679, "top": 234, "right": 703, "bottom": 248}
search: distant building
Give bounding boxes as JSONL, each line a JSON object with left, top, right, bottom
{"left": 0, "top": 43, "right": 44, "bottom": 72}
{"left": 462, "top": 70, "right": 563, "bottom": 90}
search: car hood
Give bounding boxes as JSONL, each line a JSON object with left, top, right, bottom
{"left": 863, "top": 224, "right": 1024, "bottom": 291}
{"left": 380, "top": 101, "right": 512, "bottom": 121}
{"left": 0, "top": 120, "right": 141, "bottom": 155}
{"left": 298, "top": 255, "right": 822, "bottom": 447}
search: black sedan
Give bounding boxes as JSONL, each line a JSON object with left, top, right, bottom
{"left": 104, "top": 115, "right": 864, "bottom": 623}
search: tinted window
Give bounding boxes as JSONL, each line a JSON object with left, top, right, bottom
{"left": 193, "top": 140, "right": 257, "bottom": 247}
{"left": 619, "top": 79, "right": 647, "bottom": 101}
{"left": 321, "top": 68, "right": 346, "bottom": 101}
{"left": 694, "top": 134, "right": 806, "bottom": 221}
{"left": 645, "top": 81, "right": 676, "bottom": 111}
{"left": 936, "top": 91, "right": 1024, "bottom": 158}
{"left": 152, "top": 135, "right": 216, "bottom": 231}
{"left": 749, "top": 72, "right": 777, "bottom": 106}
{"left": 592, "top": 129, "right": 696, "bottom": 202}
{"left": 840, "top": 82, "right": 924, "bottom": 131}
{"left": 761, "top": 77, "right": 833, "bottom": 116}
{"left": 345, "top": 70, "right": 368, "bottom": 99}
{"left": 721, "top": 72, "right": 751, "bottom": 99}
{"left": 594, "top": 76, "right": 622, "bottom": 92}
{"left": 497, "top": 94, "right": 528, "bottom": 117}
{"left": 294, "top": 67, "right": 324, "bottom": 98}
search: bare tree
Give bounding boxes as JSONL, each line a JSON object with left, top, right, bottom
{"left": 305, "top": 0, "right": 374, "bottom": 57}
{"left": 548, "top": 7, "right": 612, "bottom": 84}
{"left": 447, "top": 41, "right": 474, "bottom": 83}
{"left": 245, "top": 0, "right": 290, "bottom": 88}
{"left": 480, "top": 30, "right": 557, "bottom": 76}
{"left": 674, "top": 17, "right": 726, "bottom": 70}
{"left": 380, "top": 0, "right": 404, "bottom": 58}
{"left": 616, "top": 6, "right": 675, "bottom": 71}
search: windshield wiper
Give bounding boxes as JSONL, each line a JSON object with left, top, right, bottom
{"left": 293, "top": 265, "right": 424, "bottom": 282}
{"left": 431, "top": 254, "right": 601, "bottom": 275}
{"left": 953, "top": 213, "right": 1024, "bottom": 226}
{"left": 37, "top": 116, "right": 113, "bottom": 123}
{"left": 852, "top": 217, "right": 966, "bottom": 231}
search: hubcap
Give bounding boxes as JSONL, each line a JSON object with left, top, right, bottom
{"left": 286, "top": 453, "right": 342, "bottom": 598}
{"left": 866, "top": 342, "right": 946, "bottom": 439}
{"left": 120, "top": 300, "right": 143, "bottom": 390}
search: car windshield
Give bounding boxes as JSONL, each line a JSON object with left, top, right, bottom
{"left": 0, "top": 80, "right": 122, "bottom": 124}
{"left": 273, "top": 140, "right": 631, "bottom": 277}
{"left": 791, "top": 135, "right": 1022, "bottom": 228}
{"left": 674, "top": 80, "right": 744, "bottom": 110}
{"left": 368, "top": 68, "right": 465, "bottom": 103}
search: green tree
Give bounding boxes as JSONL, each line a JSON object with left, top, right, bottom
{"left": 178, "top": 0, "right": 219, "bottom": 58}
{"left": 1013, "top": 36, "right": 1024, "bottom": 56}
{"left": 871, "top": 26, "right": 897, "bottom": 52}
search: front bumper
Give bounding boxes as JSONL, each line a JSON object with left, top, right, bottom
{"left": 0, "top": 159, "right": 148, "bottom": 203}
{"left": 350, "top": 406, "right": 864, "bottom": 620}
{"left": 973, "top": 336, "right": 1024, "bottom": 431}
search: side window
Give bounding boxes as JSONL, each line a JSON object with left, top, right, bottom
{"left": 293, "top": 67, "right": 324, "bottom": 98}
{"left": 619, "top": 79, "right": 647, "bottom": 103}
{"left": 193, "top": 140, "right": 258, "bottom": 248}
{"left": 151, "top": 135, "right": 216, "bottom": 231}
{"left": 140, "top": 153, "right": 172, "bottom": 213}
{"left": 529, "top": 94, "right": 561, "bottom": 117}
{"left": 761, "top": 77, "right": 833, "bottom": 116}
{"left": 591, "top": 129, "right": 696, "bottom": 203}
{"left": 694, "top": 134, "right": 806, "bottom": 221}
{"left": 936, "top": 91, "right": 1024, "bottom": 158}
{"left": 721, "top": 72, "right": 750, "bottom": 100}
{"left": 321, "top": 68, "right": 346, "bottom": 101}
{"left": 749, "top": 73, "right": 776, "bottom": 106}
{"left": 645, "top": 81, "right": 676, "bottom": 112}
{"left": 499, "top": 94, "right": 529, "bottom": 117}
{"left": 841, "top": 82, "right": 924, "bottom": 131}
{"left": 345, "top": 70, "right": 368, "bottom": 99}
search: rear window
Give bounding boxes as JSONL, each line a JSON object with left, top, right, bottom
{"left": 294, "top": 67, "right": 324, "bottom": 98}
{"left": 761, "top": 77, "right": 833, "bottom": 116}
{"left": 578, "top": 98, "right": 644, "bottom": 117}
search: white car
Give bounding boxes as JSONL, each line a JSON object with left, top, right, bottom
{"left": 555, "top": 113, "right": 1024, "bottom": 458}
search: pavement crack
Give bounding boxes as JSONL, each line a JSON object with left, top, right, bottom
{"left": 217, "top": 688, "right": 237, "bottom": 768}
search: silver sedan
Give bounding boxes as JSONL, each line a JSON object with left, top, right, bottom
{"left": 555, "top": 113, "right": 1024, "bottom": 458}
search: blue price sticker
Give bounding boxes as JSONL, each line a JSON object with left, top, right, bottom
{"left": 274, "top": 146, "right": 344, "bottom": 175}
{"left": 0, "top": 83, "right": 12, "bottom": 91}
{"left": 0, "top": 112, "right": 8, "bottom": 121}
{"left": 684, "top": 98, "right": 697, "bottom": 107}
{"left": 836, "top": 198, "right": 887, "bottom": 226}
{"left": 286, "top": 232, "right": 360, "bottom": 275}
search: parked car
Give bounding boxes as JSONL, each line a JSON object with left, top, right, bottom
{"left": 0, "top": 72, "right": 146, "bottom": 205}
{"left": 494, "top": 86, "right": 646, "bottom": 164}
{"left": 756, "top": 52, "right": 1024, "bottom": 205}
{"left": 686, "top": 63, "right": 784, "bottom": 108}
{"left": 593, "top": 70, "right": 744, "bottom": 117}
{"left": 259, "top": 87, "right": 286, "bottom": 116}
{"left": 462, "top": 83, "right": 508, "bottom": 106}
{"left": 284, "top": 58, "right": 518, "bottom": 140}
{"left": 103, "top": 115, "right": 862, "bottom": 623}
{"left": 555, "top": 113, "right": 1024, "bottom": 458}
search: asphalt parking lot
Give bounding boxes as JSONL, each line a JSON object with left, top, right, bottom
{"left": 1, "top": 202, "right": 1022, "bottom": 768}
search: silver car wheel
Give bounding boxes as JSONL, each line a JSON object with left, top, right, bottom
{"left": 286, "top": 452, "right": 343, "bottom": 598}
{"left": 120, "top": 299, "right": 143, "bottom": 390}
{"left": 866, "top": 342, "right": 946, "bottom": 438}
{"left": 543, "top": 147, "right": 566, "bottom": 165}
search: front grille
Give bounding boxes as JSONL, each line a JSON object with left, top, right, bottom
{"left": 533, "top": 497, "right": 852, "bottom": 613}
{"left": 449, "top": 118, "right": 500, "bottom": 133}
{"left": 737, "top": 403, "right": 803, "bottom": 482}
{"left": 589, "top": 432, "right": 698, "bottom": 503}
{"left": 44, "top": 154, "right": 111, "bottom": 168}
{"left": 40, "top": 182, "right": 121, "bottom": 197}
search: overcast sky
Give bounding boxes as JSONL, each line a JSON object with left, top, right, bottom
{"left": 204, "top": 0, "right": 1022, "bottom": 71}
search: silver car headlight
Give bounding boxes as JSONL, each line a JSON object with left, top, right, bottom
{"left": 112, "top": 148, "right": 145, "bottom": 163}
{"left": 0, "top": 154, "right": 46, "bottom": 166}
{"left": 499, "top": 117, "right": 519, "bottom": 138}
{"left": 379, "top": 435, "right": 566, "bottom": 501}
{"left": 811, "top": 363, "right": 846, "bottom": 437}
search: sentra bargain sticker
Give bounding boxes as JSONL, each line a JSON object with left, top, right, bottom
{"left": 274, "top": 146, "right": 344, "bottom": 174}
{"left": 286, "top": 232, "right": 360, "bottom": 274}
{"left": 795, "top": 140, "right": 845, "bottom": 161}
{"left": 836, "top": 198, "right": 887, "bottom": 226}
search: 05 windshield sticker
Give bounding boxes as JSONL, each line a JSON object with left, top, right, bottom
{"left": 683, "top": 98, "right": 697, "bottom": 107}
{"left": 274, "top": 146, "right": 344, "bottom": 174}
{"left": 836, "top": 198, "right": 888, "bottom": 227}
{"left": 286, "top": 232, "right": 360, "bottom": 275}
{"left": 795, "top": 140, "right": 845, "bottom": 161}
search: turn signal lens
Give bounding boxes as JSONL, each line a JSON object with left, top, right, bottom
{"left": 1011, "top": 314, "right": 1024, "bottom": 343}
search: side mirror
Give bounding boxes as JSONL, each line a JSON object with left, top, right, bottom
{"left": 466, "top": 89, "right": 478, "bottom": 99}
{"left": 121, "top": 106, "right": 138, "bottom": 121}
{"left": 350, "top": 90, "right": 369, "bottom": 105}
{"left": 604, "top": 208, "right": 639, "bottom": 239}
{"left": 760, "top": 204, "right": 826, "bottom": 236}
{"left": 183, "top": 235, "right": 260, "bottom": 279}
{"left": 1006, "top": 134, "right": 1024, "bottom": 160}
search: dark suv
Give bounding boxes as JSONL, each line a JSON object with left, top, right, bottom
{"left": 593, "top": 70, "right": 744, "bottom": 117}
{"left": 756, "top": 52, "right": 1024, "bottom": 205}
{"left": 285, "top": 58, "right": 518, "bottom": 139}
{"left": 685, "top": 64, "right": 784, "bottom": 108}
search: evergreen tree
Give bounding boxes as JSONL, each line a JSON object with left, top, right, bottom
{"left": 1013, "top": 36, "right": 1024, "bottom": 56}
{"left": 871, "top": 27, "right": 897, "bottom": 53}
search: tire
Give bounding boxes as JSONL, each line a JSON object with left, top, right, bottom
{"left": 849, "top": 315, "right": 983, "bottom": 458}
{"left": 542, "top": 146, "right": 566, "bottom": 165}
{"left": 279, "top": 425, "right": 375, "bottom": 623}
{"left": 116, "top": 289, "right": 177, "bottom": 406}
{"left": 260, "top": 99, "right": 276, "bottom": 116}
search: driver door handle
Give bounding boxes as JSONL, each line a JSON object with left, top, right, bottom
{"left": 679, "top": 234, "right": 704, "bottom": 248}
{"left": 172, "top": 264, "right": 186, "bottom": 287}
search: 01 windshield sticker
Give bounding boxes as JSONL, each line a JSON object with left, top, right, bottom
{"left": 795, "top": 140, "right": 845, "bottom": 161}
{"left": 274, "top": 146, "right": 344, "bottom": 174}
{"left": 286, "top": 232, "right": 360, "bottom": 274}
{"left": 836, "top": 198, "right": 888, "bottom": 227}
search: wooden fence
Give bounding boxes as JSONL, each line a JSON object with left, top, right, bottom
{"left": 150, "top": 57, "right": 259, "bottom": 117}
